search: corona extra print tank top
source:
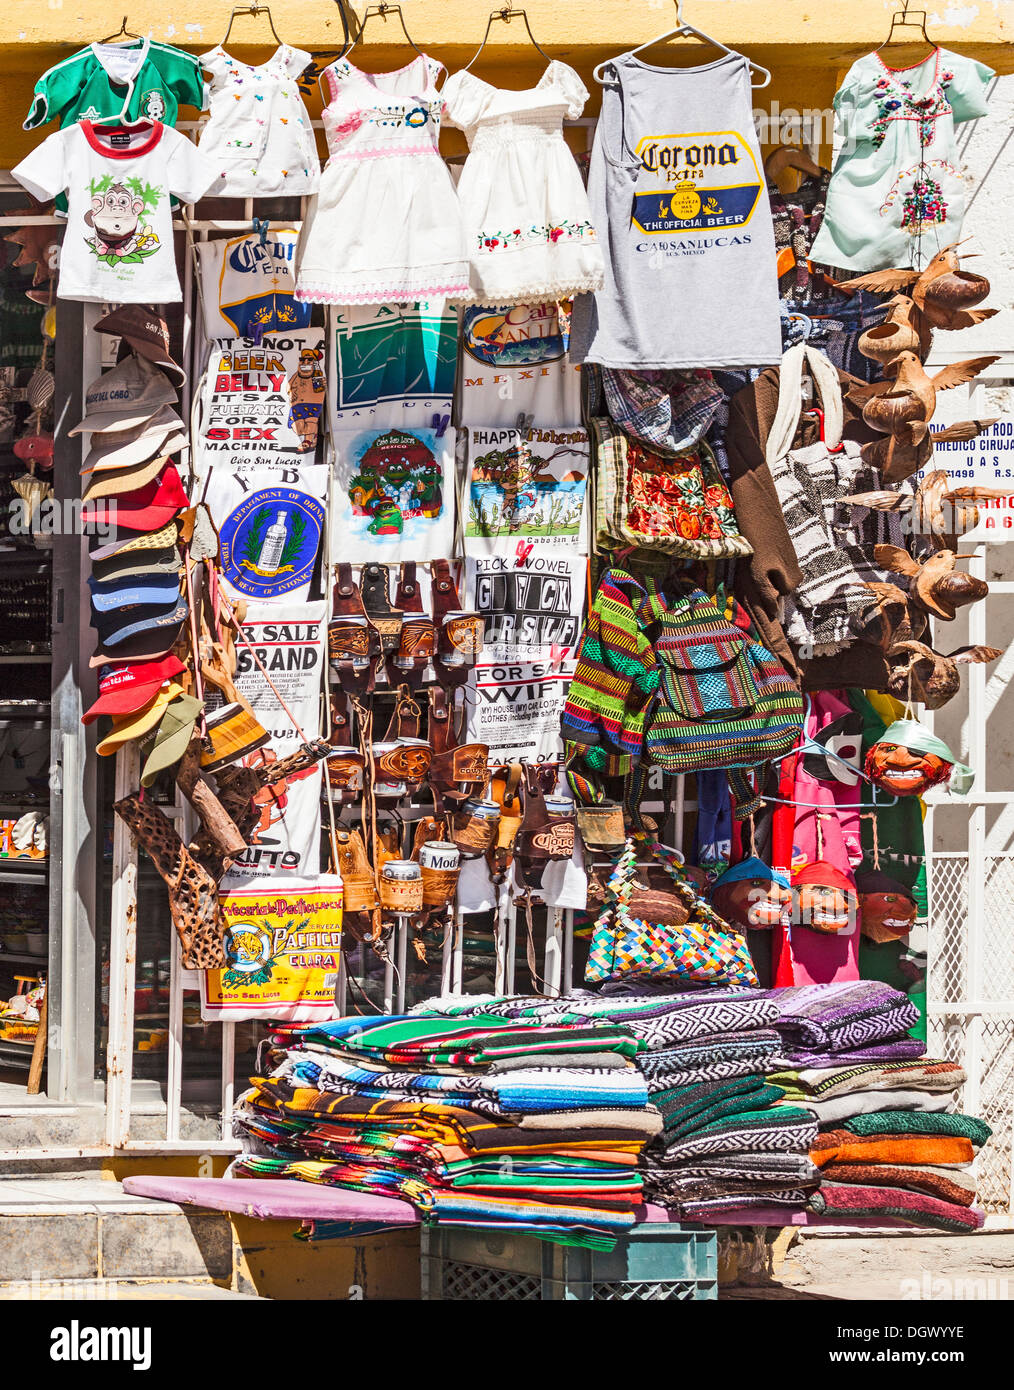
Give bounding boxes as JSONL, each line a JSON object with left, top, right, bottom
{"left": 571, "top": 52, "right": 783, "bottom": 370}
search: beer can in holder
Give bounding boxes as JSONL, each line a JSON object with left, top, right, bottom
{"left": 328, "top": 613, "right": 375, "bottom": 679}
{"left": 325, "top": 746, "right": 367, "bottom": 803}
{"left": 451, "top": 797, "right": 500, "bottom": 858}
{"left": 380, "top": 859, "right": 424, "bottom": 912}
{"left": 373, "top": 737, "right": 432, "bottom": 800}
{"left": 439, "top": 610, "right": 484, "bottom": 667}
{"left": 392, "top": 614, "right": 436, "bottom": 673}
{"left": 420, "top": 841, "right": 461, "bottom": 908}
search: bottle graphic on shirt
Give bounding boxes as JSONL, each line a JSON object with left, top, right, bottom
{"left": 257, "top": 511, "right": 288, "bottom": 574}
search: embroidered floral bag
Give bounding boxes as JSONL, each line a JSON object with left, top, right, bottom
{"left": 592, "top": 417, "right": 753, "bottom": 559}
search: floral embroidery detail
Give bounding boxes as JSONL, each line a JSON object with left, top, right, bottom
{"left": 901, "top": 175, "right": 948, "bottom": 231}
{"left": 870, "top": 62, "right": 954, "bottom": 150}
{"left": 624, "top": 442, "right": 738, "bottom": 546}
{"left": 333, "top": 110, "right": 364, "bottom": 137}
{"left": 475, "top": 219, "right": 597, "bottom": 253}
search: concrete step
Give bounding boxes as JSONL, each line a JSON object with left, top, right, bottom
{"left": 0, "top": 1179, "right": 233, "bottom": 1287}
{"left": 0, "top": 1279, "right": 264, "bottom": 1300}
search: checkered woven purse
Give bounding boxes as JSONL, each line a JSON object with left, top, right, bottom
{"left": 585, "top": 839, "right": 758, "bottom": 987}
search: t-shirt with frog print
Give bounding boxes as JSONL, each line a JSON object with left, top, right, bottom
{"left": 13, "top": 121, "right": 217, "bottom": 303}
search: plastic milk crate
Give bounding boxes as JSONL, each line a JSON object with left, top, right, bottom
{"left": 420, "top": 1222, "right": 718, "bottom": 1301}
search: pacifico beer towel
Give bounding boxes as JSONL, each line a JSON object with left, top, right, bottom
{"left": 200, "top": 874, "right": 343, "bottom": 1022}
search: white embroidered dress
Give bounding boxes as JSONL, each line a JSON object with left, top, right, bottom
{"left": 198, "top": 44, "right": 320, "bottom": 197}
{"left": 441, "top": 61, "right": 604, "bottom": 304}
{"left": 294, "top": 54, "right": 471, "bottom": 305}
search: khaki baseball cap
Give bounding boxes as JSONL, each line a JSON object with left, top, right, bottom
{"left": 71, "top": 355, "right": 177, "bottom": 436}
{"left": 96, "top": 681, "right": 186, "bottom": 756}
{"left": 82, "top": 452, "right": 170, "bottom": 501}
{"left": 80, "top": 406, "right": 186, "bottom": 474}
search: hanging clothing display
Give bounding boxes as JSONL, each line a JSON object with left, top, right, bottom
{"left": 12, "top": 120, "right": 217, "bottom": 303}
{"left": 442, "top": 61, "right": 605, "bottom": 303}
{"left": 462, "top": 423, "right": 589, "bottom": 557}
{"left": 24, "top": 39, "right": 204, "bottom": 130}
{"left": 328, "top": 300, "right": 457, "bottom": 428}
{"left": 197, "top": 45, "right": 320, "bottom": 198}
{"left": 330, "top": 422, "right": 456, "bottom": 563}
{"left": 809, "top": 47, "right": 994, "bottom": 273}
{"left": 195, "top": 228, "right": 311, "bottom": 341}
{"left": 294, "top": 55, "right": 471, "bottom": 305}
{"left": 457, "top": 299, "right": 582, "bottom": 428}
{"left": 571, "top": 52, "right": 782, "bottom": 369}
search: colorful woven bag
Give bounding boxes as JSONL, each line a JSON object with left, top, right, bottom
{"left": 643, "top": 580, "right": 803, "bottom": 777}
{"left": 592, "top": 417, "right": 753, "bottom": 559}
{"left": 585, "top": 839, "right": 758, "bottom": 987}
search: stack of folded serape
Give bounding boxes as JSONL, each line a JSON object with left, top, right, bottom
{"left": 232, "top": 1010, "right": 661, "bottom": 1247}
{"left": 768, "top": 983, "right": 990, "bottom": 1231}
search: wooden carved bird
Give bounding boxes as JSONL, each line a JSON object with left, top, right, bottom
{"left": 841, "top": 470, "right": 1014, "bottom": 550}
{"left": 886, "top": 639, "right": 1002, "bottom": 711}
{"left": 858, "top": 295, "right": 932, "bottom": 365}
{"left": 861, "top": 418, "right": 998, "bottom": 484}
{"left": 874, "top": 545, "right": 989, "bottom": 622}
{"left": 837, "top": 241, "right": 997, "bottom": 331}
{"left": 852, "top": 351, "right": 1000, "bottom": 439}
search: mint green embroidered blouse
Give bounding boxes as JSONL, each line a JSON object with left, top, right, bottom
{"left": 810, "top": 47, "right": 994, "bottom": 273}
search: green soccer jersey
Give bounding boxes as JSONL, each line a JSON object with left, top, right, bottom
{"left": 24, "top": 39, "right": 204, "bottom": 131}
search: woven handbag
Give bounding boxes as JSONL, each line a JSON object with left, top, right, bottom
{"left": 592, "top": 417, "right": 753, "bottom": 559}
{"left": 643, "top": 580, "right": 803, "bottom": 776}
{"left": 585, "top": 839, "right": 758, "bottom": 987}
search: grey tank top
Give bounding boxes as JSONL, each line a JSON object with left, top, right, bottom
{"left": 571, "top": 52, "right": 783, "bottom": 370}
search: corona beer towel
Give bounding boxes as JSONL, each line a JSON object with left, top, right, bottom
{"left": 205, "top": 466, "right": 328, "bottom": 604}
{"left": 201, "top": 875, "right": 343, "bottom": 1023}
{"left": 223, "top": 599, "right": 326, "bottom": 879}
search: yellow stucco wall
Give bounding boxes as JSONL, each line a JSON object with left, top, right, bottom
{"left": 1, "top": 0, "right": 1011, "bottom": 165}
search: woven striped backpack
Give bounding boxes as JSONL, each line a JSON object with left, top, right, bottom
{"left": 643, "top": 580, "right": 803, "bottom": 777}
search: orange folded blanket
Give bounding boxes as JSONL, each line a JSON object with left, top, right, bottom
{"left": 811, "top": 1130, "right": 975, "bottom": 1169}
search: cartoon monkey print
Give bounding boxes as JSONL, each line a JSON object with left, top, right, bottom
{"left": 84, "top": 184, "right": 159, "bottom": 262}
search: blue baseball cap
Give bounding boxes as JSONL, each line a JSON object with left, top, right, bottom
{"left": 88, "top": 572, "right": 183, "bottom": 613}
{"left": 90, "top": 596, "right": 190, "bottom": 649}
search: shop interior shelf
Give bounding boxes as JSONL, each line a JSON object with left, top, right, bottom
{"left": 0, "top": 953, "right": 47, "bottom": 965}
{"left": 0, "top": 865, "right": 48, "bottom": 883}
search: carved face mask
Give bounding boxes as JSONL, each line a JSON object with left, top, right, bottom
{"left": 793, "top": 862, "right": 857, "bottom": 935}
{"left": 711, "top": 857, "right": 793, "bottom": 931}
{"left": 856, "top": 869, "right": 918, "bottom": 943}
{"left": 864, "top": 720, "right": 973, "bottom": 798}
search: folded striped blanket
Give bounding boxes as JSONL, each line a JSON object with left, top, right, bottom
{"left": 810, "top": 1182, "right": 984, "bottom": 1233}
{"left": 657, "top": 1154, "right": 820, "bottom": 1185}
{"left": 657, "top": 1106, "right": 818, "bottom": 1163}
{"left": 652, "top": 1077, "right": 786, "bottom": 1137}
{"left": 819, "top": 1161, "right": 976, "bottom": 1208}
{"left": 769, "top": 1059, "right": 964, "bottom": 1101}
{"left": 482, "top": 1068, "right": 649, "bottom": 1114}
{"left": 507, "top": 991, "right": 780, "bottom": 1051}
{"left": 637, "top": 1030, "right": 784, "bottom": 1093}
{"left": 783, "top": 1039, "right": 927, "bottom": 1068}
{"left": 771, "top": 982, "right": 921, "bottom": 1056}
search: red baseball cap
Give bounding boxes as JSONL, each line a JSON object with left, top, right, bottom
{"left": 81, "top": 463, "right": 190, "bottom": 533}
{"left": 82, "top": 653, "right": 187, "bottom": 725}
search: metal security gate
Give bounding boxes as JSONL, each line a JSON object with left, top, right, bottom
{"left": 926, "top": 542, "right": 1014, "bottom": 1222}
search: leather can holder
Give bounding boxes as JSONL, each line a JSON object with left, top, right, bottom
{"left": 428, "top": 685, "right": 489, "bottom": 810}
{"left": 388, "top": 562, "right": 435, "bottom": 688}
{"left": 328, "top": 563, "right": 382, "bottom": 695}
{"left": 516, "top": 766, "right": 576, "bottom": 892}
{"left": 575, "top": 800, "right": 626, "bottom": 855}
{"left": 361, "top": 562, "right": 404, "bottom": 665}
{"left": 372, "top": 688, "right": 431, "bottom": 801}
{"left": 431, "top": 559, "right": 483, "bottom": 689}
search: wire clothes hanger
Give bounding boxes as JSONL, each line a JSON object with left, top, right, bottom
{"left": 220, "top": 4, "right": 283, "bottom": 50}
{"left": 462, "top": 3, "right": 552, "bottom": 73}
{"left": 99, "top": 16, "right": 143, "bottom": 44}
{"left": 593, "top": 1, "right": 770, "bottom": 89}
{"left": 759, "top": 696, "right": 899, "bottom": 810}
{"left": 343, "top": 4, "right": 425, "bottom": 60}
{"left": 877, "top": 1, "right": 934, "bottom": 53}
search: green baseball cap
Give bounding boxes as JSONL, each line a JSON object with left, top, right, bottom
{"left": 140, "top": 693, "right": 204, "bottom": 788}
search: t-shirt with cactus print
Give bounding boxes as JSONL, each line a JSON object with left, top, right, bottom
{"left": 12, "top": 120, "right": 217, "bottom": 303}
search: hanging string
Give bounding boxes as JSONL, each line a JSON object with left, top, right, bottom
{"left": 860, "top": 811, "right": 881, "bottom": 870}
{"left": 748, "top": 815, "right": 757, "bottom": 858}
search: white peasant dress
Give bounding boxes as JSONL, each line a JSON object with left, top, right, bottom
{"left": 295, "top": 54, "right": 471, "bottom": 305}
{"left": 441, "top": 60, "right": 605, "bottom": 304}
{"left": 197, "top": 44, "right": 320, "bottom": 197}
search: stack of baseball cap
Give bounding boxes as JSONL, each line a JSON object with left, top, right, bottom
{"left": 80, "top": 308, "right": 200, "bottom": 780}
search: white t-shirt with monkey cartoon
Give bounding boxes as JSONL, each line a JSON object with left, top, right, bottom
{"left": 13, "top": 120, "right": 217, "bottom": 303}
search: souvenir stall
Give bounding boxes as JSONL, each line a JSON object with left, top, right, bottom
{"left": 2, "top": 0, "right": 1011, "bottom": 1290}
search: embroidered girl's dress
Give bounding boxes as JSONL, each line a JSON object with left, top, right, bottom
{"left": 197, "top": 44, "right": 320, "bottom": 197}
{"left": 810, "top": 47, "right": 993, "bottom": 273}
{"left": 294, "top": 55, "right": 471, "bottom": 305}
{"left": 441, "top": 60, "right": 604, "bottom": 303}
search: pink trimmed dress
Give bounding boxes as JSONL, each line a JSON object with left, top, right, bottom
{"left": 294, "top": 53, "right": 471, "bottom": 304}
